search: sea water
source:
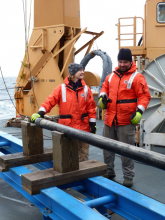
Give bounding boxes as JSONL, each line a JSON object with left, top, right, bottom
{"left": 0, "top": 77, "right": 16, "bottom": 120}
{"left": 0, "top": 77, "right": 100, "bottom": 121}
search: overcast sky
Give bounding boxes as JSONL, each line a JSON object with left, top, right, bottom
{"left": 0, "top": 0, "right": 146, "bottom": 77}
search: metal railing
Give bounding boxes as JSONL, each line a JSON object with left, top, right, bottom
{"left": 116, "top": 16, "right": 144, "bottom": 49}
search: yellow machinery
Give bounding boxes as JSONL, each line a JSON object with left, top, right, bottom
{"left": 116, "top": 0, "right": 165, "bottom": 66}
{"left": 14, "top": 0, "right": 102, "bottom": 117}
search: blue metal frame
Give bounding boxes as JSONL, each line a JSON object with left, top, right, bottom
{"left": 0, "top": 130, "right": 165, "bottom": 220}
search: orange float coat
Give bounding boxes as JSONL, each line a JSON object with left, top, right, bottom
{"left": 39, "top": 76, "right": 96, "bottom": 132}
{"left": 100, "top": 61, "right": 151, "bottom": 127}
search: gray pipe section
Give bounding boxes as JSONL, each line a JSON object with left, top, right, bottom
{"left": 35, "top": 118, "right": 165, "bottom": 171}
{"left": 80, "top": 50, "right": 112, "bottom": 94}
{"left": 80, "top": 52, "right": 96, "bottom": 69}
{"left": 97, "top": 51, "right": 112, "bottom": 94}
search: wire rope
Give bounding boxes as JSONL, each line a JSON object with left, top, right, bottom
{"left": 22, "top": 0, "right": 39, "bottom": 109}
{"left": 0, "top": 66, "right": 29, "bottom": 119}
{"left": 27, "top": 0, "right": 32, "bottom": 43}
{"left": 0, "top": 87, "right": 15, "bottom": 90}
{"left": 0, "top": 99, "right": 15, "bottom": 101}
{"left": 0, "top": 1, "right": 37, "bottom": 121}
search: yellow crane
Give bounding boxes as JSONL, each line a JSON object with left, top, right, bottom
{"left": 14, "top": 0, "right": 102, "bottom": 117}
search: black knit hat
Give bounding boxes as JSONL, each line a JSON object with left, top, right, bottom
{"left": 68, "top": 63, "right": 83, "bottom": 76}
{"left": 118, "top": 48, "right": 132, "bottom": 62}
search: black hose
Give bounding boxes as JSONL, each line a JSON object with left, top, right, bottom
{"left": 138, "top": 36, "right": 143, "bottom": 46}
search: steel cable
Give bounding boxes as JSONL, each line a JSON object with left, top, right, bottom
{"left": 22, "top": 0, "right": 39, "bottom": 109}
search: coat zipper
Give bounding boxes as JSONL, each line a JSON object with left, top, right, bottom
{"left": 76, "top": 90, "right": 78, "bottom": 102}
{"left": 115, "top": 74, "right": 123, "bottom": 125}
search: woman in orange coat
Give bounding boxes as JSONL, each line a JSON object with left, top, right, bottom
{"left": 31, "top": 63, "right": 97, "bottom": 161}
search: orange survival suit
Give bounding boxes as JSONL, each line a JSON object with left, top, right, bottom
{"left": 100, "top": 61, "right": 151, "bottom": 127}
{"left": 39, "top": 76, "right": 96, "bottom": 132}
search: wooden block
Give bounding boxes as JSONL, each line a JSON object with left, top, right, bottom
{"left": 22, "top": 159, "right": 107, "bottom": 195}
{"left": 52, "top": 131, "right": 79, "bottom": 173}
{"left": 0, "top": 149, "right": 53, "bottom": 172}
{"left": 21, "top": 121, "right": 43, "bottom": 156}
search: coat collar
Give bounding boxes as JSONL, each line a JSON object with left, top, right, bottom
{"left": 64, "top": 76, "right": 86, "bottom": 87}
{"left": 115, "top": 61, "right": 137, "bottom": 75}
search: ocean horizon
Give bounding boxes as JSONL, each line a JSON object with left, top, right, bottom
{"left": 0, "top": 77, "right": 17, "bottom": 120}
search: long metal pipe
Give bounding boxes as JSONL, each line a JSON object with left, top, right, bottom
{"left": 35, "top": 118, "right": 165, "bottom": 171}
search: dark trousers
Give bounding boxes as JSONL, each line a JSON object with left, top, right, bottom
{"left": 103, "top": 123, "right": 135, "bottom": 180}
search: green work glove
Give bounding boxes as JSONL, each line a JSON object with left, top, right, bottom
{"left": 31, "top": 113, "right": 41, "bottom": 122}
{"left": 99, "top": 96, "right": 112, "bottom": 109}
{"left": 130, "top": 112, "right": 142, "bottom": 125}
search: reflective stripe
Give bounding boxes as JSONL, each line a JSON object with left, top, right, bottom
{"left": 99, "top": 74, "right": 114, "bottom": 98}
{"left": 108, "top": 72, "right": 114, "bottom": 86}
{"left": 39, "top": 107, "right": 47, "bottom": 113}
{"left": 61, "top": 83, "right": 66, "bottom": 102}
{"left": 84, "top": 85, "right": 88, "bottom": 101}
{"left": 127, "top": 71, "right": 138, "bottom": 89}
{"left": 137, "top": 105, "right": 145, "bottom": 113}
{"left": 89, "top": 118, "right": 96, "bottom": 122}
{"left": 62, "top": 84, "right": 88, "bottom": 102}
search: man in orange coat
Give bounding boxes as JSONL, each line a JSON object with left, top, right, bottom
{"left": 31, "top": 63, "right": 97, "bottom": 162}
{"left": 99, "top": 48, "right": 151, "bottom": 187}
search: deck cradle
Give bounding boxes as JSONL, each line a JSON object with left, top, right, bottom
{"left": 0, "top": 119, "right": 164, "bottom": 219}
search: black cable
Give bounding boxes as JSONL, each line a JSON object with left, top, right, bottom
{"left": 138, "top": 36, "right": 143, "bottom": 46}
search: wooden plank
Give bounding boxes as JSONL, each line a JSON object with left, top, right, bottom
{"left": 0, "top": 148, "right": 53, "bottom": 172}
{"left": 22, "top": 159, "right": 107, "bottom": 195}
{"left": 52, "top": 131, "right": 79, "bottom": 173}
{"left": 21, "top": 121, "right": 43, "bottom": 156}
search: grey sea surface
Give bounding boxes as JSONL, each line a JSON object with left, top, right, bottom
{"left": 0, "top": 77, "right": 16, "bottom": 120}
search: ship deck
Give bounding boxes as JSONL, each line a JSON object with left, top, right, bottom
{"left": 0, "top": 119, "right": 165, "bottom": 220}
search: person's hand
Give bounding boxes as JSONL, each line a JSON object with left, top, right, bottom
{"left": 130, "top": 112, "right": 142, "bottom": 125}
{"left": 31, "top": 113, "right": 41, "bottom": 122}
{"left": 31, "top": 111, "right": 45, "bottom": 122}
{"left": 99, "top": 96, "right": 106, "bottom": 109}
{"left": 89, "top": 122, "right": 97, "bottom": 134}
{"left": 99, "top": 96, "right": 112, "bottom": 109}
